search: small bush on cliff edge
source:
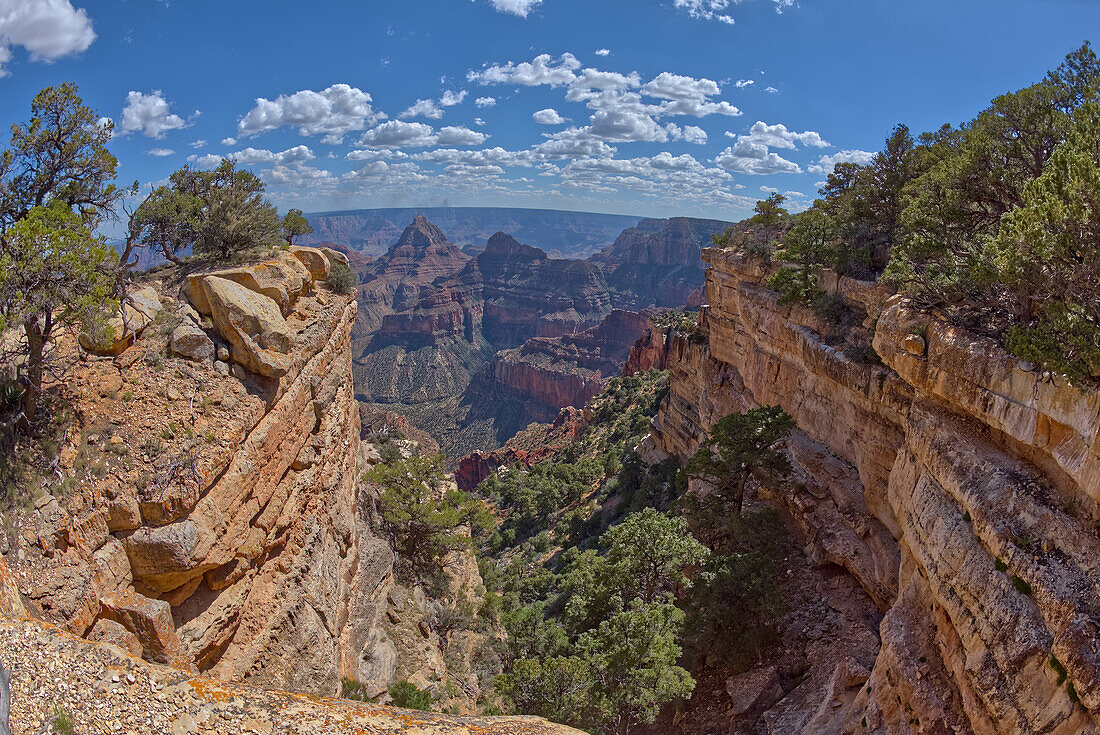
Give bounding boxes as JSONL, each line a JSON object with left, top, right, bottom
{"left": 389, "top": 680, "right": 433, "bottom": 710}
{"left": 326, "top": 260, "right": 356, "bottom": 294}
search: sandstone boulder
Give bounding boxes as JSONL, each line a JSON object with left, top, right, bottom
{"left": 321, "top": 246, "right": 350, "bottom": 268}
{"left": 169, "top": 322, "right": 215, "bottom": 362}
{"left": 88, "top": 618, "right": 142, "bottom": 657}
{"left": 290, "top": 246, "right": 330, "bottom": 280}
{"left": 99, "top": 591, "right": 192, "bottom": 669}
{"left": 79, "top": 285, "right": 163, "bottom": 356}
{"left": 202, "top": 277, "right": 294, "bottom": 378}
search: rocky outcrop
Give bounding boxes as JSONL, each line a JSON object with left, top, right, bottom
{"left": 10, "top": 247, "right": 397, "bottom": 700}
{"left": 623, "top": 317, "right": 672, "bottom": 376}
{"left": 593, "top": 216, "right": 732, "bottom": 309}
{"left": 454, "top": 406, "right": 587, "bottom": 490}
{"left": 79, "top": 285, "right": 163, "bottom": 356}
{"left": 649, "top": 246, "right": 1100, "bottom": 734}
{"left": 0, "top": 614, "right": 583, "bottom": 735}
{"left": 491, "top": 310, "right": 650, "bottom": 421}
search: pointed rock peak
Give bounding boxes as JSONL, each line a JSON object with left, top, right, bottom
{"left": 483, "top": 231, "right": 546, "bottom": 261}
{"left": 392, "top": 216, "right": 454, "bottom": 253}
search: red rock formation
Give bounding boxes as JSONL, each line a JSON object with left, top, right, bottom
{"left": 454, "top": 406, "right": 587, "bottom": 490}
{"left": 492, "top": 310, "right": 651, "bottom": 420}
{"left": 623, "top": 318, "right": 672, "bottom": 376}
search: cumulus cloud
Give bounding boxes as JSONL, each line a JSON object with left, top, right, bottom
{"left": 735, "top": 79, "right": 754, "bottom": 88}
{"left": 237, "top": 84, "right": 383, "bottom": 143}
{"left": 681, "top": 125, "right": 708, "bottom": 144}
{"left": 440, "top": 89, "right": 467, "bottom": 106}
{"left": 468, "top": 52, "right": 580, "bottom": 87}
{"left": 807, "top": 149, "right": 877, "bottom": 174}
{"left": 737, "top": 120, "right": 829, "bottom": 149}
{"left": 475, "top": 96, "right": 497, "bottom": 108}
{"left": 486, "top": 0, "right": 541, "bottom": 16}
{"left": 595, "top": 48, "right": 610, "bottom": 56}
{"left": 532, "top": 108, "right": 566, "bottom": 125}
{"left": 714, "top": 137, "right": 802, "bottom": 175}
{"left": 231, "top": 145, "right": 316, "bottom": 166}
{"left": 356, "top": 120, "right": 487, "bottom": 149}
{"left": 221, "top": 136, "right": 237, "bottom": 146}
{"left": 120, "top": 91, "right": 191, "bottom": 139}
{"left": 399, "top": 98, "right": 443, "bottom": 119}
{"left": 0, "top": 0, "right": 95, "bottom": 76}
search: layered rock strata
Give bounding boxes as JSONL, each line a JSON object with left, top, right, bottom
{"left": 649, "top": 247, "right": 1100, "bottom": 734}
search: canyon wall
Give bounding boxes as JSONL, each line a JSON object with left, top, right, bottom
{"left": 650, "top": 247, "right": 1100, "bottom": 734}
{"left": 4, "top": 248, "right": 508, "bottom": 715}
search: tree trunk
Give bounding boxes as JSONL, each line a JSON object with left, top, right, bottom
{"left": 733, "top": 473, "right": 749, "bottom": 518}
{"left": 20, "top": 318, "right": 44, "bottom": 429}
{"left": 618, "top": 715, "right": 630, "bottom": 735}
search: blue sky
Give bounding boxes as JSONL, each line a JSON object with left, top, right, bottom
{"left": 0, "top": 0, "right": 1097, "bottom": 222}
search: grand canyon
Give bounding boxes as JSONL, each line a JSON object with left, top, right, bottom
{"left": 1, "top": 4, "right": 1098, "bottom": 735}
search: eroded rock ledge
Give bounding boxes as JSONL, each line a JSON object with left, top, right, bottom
{"left": 0, "top": 614, "right": 581, "bottom": 735}
{"left": 649, "top": 247, "right": 1100, "bottom": 734}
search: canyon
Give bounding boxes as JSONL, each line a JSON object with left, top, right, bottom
{"left": 643, "top": 246, "right": 1100, "bottom": 733}
{"left": 349, "top": 215, "right": 730, "bottom": 459}
{"left": 302, "top": 207, "right": 642, "bottom": 258}
{"left": 0, "top": 246, "right": 574, "bottom": 733}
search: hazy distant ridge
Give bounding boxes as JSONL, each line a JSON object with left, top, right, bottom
{"left": 301, "top": 207, "right": 642, "bottom": 258}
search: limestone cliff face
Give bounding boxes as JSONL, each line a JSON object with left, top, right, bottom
{"left": 650, "top": 247, "right": 1100, "bottom": 734}
{"left": 7, "top": 248, "right": 399, "bottom": 701}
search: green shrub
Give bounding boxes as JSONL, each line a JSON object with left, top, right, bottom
{"left": 389, "top": 680, "right": 432, "bottom": 710}
{"left": 326, "top": 260, "right": 356, "bottom": 294}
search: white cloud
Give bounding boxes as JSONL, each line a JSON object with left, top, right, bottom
{"left": 739, "top": 120, "right": 829, "bottom": 149}
{"left": 595, "top": 48, "right": 610, "bottom": 56}
{"left": 475, "top": 96, "right": 497, "bottom": 108}
{"left": 189, "top": 139, "right": 207, "bottom": 149}
{"left": 714, "top": 138, "right": 801, "bottom": 175}
{"left": 0, "top": 0, "right": 95, "bottom": 77}
{"left": 673, "top": 0, "right": 735, "bottom": 24}
{"left": 440, "top": 89, "right": 467, "bottom": 106}
{"left": 735, "top": 79, "right": 754, "bottom": 88}
{"left": 147, "top": 148, "right": 174, "bottom": 157}
{"left": 532, "top": 108, "right": 566, "bottom": 125}
{"left": 764, "top": 86, "right": 778, "bottom": 93}
{"left": 643, "top": 71, "right": 720, "bottom": 101}
{"left": 221, "top": 136, "right": 237, "bottom": 146}
{"left": 681, "top": 125, "right": 707, "bottom": 144}
{"left": 186, "top": 153, "right": 224, "bottom": 169}
{"left": 237, "top": 84, "right": 383, "bottom": 143}
{"left": 120, "top": 90, "right": 190, "bottom": 139}
{"left": 399, "top": 98, "right": 443, "bottom": 119}
{"left": 808, "top": 149, "right": 877, "bottom": 174}
{"left": 486, "top": 0, "right": 541, "bottom": 17}
{"left": 437, "top": 125, "right": 489, "bottom": 146}
{"left": 468, "top": 52, "right": 580, "bottom": 87}
{"left": 356, "top": 120, "right": 487, "bottom": 149}
{"left": 474, "top": 117, "right": 487, "bottom": 126}
{"left": 231, "top": 145, "right": 316, "bottom": 166}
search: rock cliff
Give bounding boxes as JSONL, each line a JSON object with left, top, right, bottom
{"left": 491, "top": 310, "right": 651, "bottom": 421}
{"left": 1, "top": 246, "right": 523, "bottom": 719}
{"left": 352, "top": 217, "right": 726, "bottom": 459}
{"left": 648, "top": 246, "right": 1100, "bottom": 734}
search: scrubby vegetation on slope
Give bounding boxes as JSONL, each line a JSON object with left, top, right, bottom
{"left": 719, "top": 43, "right": 1100, "bottom": 387}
